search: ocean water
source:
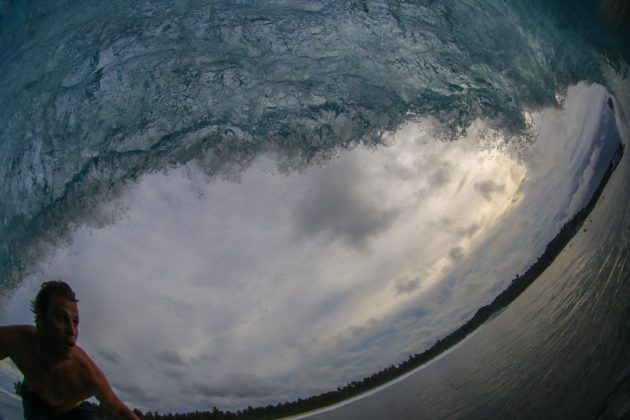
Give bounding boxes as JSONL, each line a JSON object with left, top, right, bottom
{"left": 1, "top": 0, "right": 629, "bottom": 417}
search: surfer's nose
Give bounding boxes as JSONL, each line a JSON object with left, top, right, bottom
{"left": 65, "top": 320, "right": 77, "bottom": 338}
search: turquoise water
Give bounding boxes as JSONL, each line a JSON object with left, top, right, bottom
{"left": 1, "top": 0, "right": 628, "bottom": 287}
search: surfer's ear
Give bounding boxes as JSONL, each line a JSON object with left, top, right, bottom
{"left": 33, "top": 308, "right": 45, "bottom": 331}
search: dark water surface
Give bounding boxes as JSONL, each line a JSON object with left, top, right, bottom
{"left": 304, "top": 146, "right": 630, "bottom": 419}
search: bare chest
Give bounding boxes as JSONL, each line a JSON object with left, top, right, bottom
{"left": 16, "top": 355, "right": 92, "bottom": 409}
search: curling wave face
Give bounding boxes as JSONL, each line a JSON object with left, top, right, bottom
{"left": 1, "top": 0, "right": 628, "bottom": 287}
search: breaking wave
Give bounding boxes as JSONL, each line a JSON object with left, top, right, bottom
{"left": 0, "top": 0, "right": 628, "bottom": 288}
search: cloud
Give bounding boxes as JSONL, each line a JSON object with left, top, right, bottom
{"left": 294, "top": 162, "right": 400, "bottom": 250}
{"left": 474, "top": 180, "right": 505, "bottom": 201}
{"left": 162, "top": 368, "right": 186, "bottom": 380}
{"left": 456, "top": 223, "right": 480, "bottom": 238}
{"left": 394, "top": 278, "right": 422, "bottom": 295}
{"left": 193, "top": 374, "right": 286, "bottom": 399}
{"left": 113, "top": 381, "right": 161, "bottom": 404}
{"left": 99, "top": 349, "right": 124, "bottom": 366}
{"left": 429, "top": 165, "right": 452, "bottom": 187}
{"left": 449, "top": 246, "right": 465, "bottom": 261}
{"left": 155, "top": 350, "right": 188, "bottom": 367}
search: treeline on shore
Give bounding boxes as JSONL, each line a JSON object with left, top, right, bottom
{"left": 18, "top": 143, "right": 623, "bottom": 419}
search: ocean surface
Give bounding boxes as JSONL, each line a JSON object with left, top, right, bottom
{"left": 1, "top": 0, "right": 629, "bottom": 417}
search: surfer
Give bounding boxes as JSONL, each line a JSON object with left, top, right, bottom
{"left": 0, "top": 280, "right": 139, "bottom": 419}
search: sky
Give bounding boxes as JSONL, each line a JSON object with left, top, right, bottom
{"left": 0, "top": 82, "right": 617, "bottom": 413}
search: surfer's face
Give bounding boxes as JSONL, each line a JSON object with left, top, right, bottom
{"left": 40, "top": 296, "right": 80, "bottom": 359}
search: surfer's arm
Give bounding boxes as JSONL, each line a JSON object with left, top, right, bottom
{"left": 96, "top": 387, "right": 139, "bottom": 420}
{"left": 87, "top": 354, "right": 139, "bottom": 420}
{"left": 0, "top": 325, "right": 33, "bottom": 360}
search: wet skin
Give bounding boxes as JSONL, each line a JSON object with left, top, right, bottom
{"left": 0, "top": 296, "right": 139, "bottom": 419}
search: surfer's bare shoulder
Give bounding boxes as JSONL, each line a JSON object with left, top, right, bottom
{"left": 74, "top": 346, "right": 139, "bottom": 419}
{"left": 0, "top": 325, "right": 37, "bottom": 359}
{"left": 73, "top": 345, "right": 109, "bottom": 391}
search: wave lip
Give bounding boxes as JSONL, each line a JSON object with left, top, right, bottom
{"left": 0, "top": 0, "right": 618, "bottom": 288}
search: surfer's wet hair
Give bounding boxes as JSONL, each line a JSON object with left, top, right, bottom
{"left": 31, "top": 280, "right": 79, "bottom": 327}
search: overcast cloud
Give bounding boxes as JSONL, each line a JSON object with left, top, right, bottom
{"left": 0, "top": 83, "right": 618, "bottom": 413}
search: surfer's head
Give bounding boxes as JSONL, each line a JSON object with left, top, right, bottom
{"left": 32, "top": 280, "right": 80, "bottom": 358}
{"left": 31, "top": 280, "right": 79, "bottom": 328}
